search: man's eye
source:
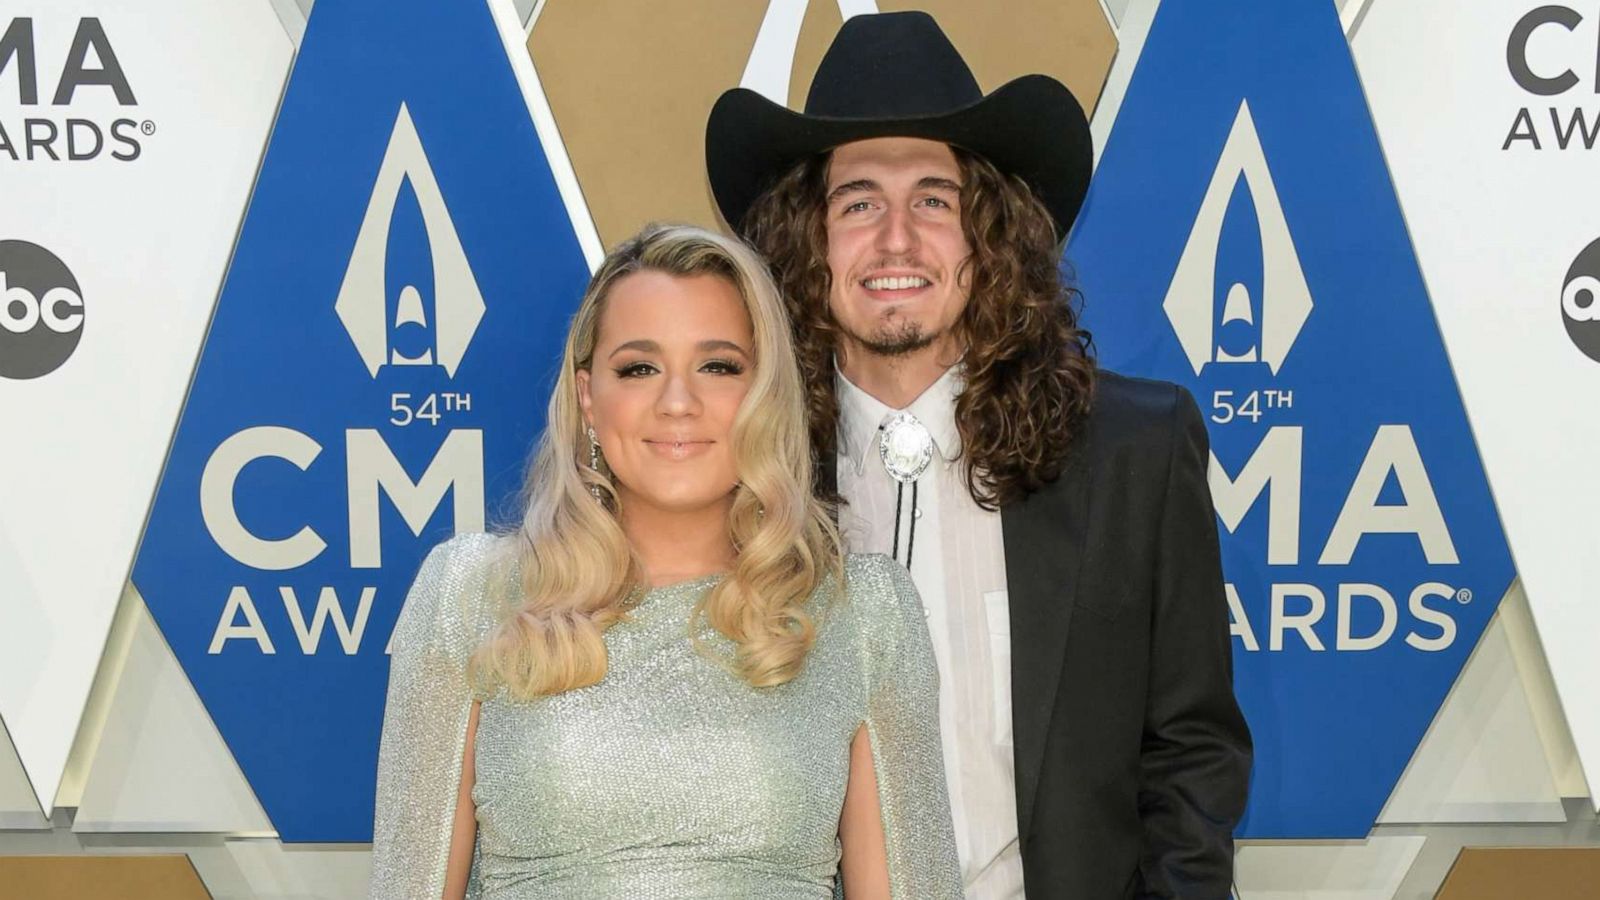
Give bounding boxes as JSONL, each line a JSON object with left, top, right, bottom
{"left": 844, "top": 200, "right": 871, "bottom": 213}
{"left": 921, "top": 196, "right": 951, "bottom": 209}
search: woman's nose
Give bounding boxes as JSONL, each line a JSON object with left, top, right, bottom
{"left": 654, "top": 370, "right": 702, "bottom": 417}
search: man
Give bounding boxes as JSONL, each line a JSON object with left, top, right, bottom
{"left": 706, "top": 11, "right": 1251, "bottom": 899}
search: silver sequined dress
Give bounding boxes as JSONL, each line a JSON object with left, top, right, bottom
{"left": 370, "top": 533, "right": 961, "bottom": 899}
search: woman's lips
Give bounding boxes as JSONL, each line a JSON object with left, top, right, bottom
{"left": 643, "top": 439, "right": 714, "bottom": 460}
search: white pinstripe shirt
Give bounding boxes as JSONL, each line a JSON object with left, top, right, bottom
{"left": 835, "top": 366, "right": 1025, "bottom": 900}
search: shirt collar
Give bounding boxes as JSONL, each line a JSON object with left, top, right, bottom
{"left": 836, "top": 364, "right": 964, "bottom": 476}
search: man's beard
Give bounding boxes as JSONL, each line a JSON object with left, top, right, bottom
{"left": 848, "top": 316, "right": 937, "bottom": 358}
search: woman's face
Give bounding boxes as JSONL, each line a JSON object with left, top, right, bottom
{"left": 576, "top": 270, "right": 755, "bottom": 518}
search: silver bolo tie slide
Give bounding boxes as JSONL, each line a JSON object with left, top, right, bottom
{"left": 878, "top": 411, "right": 934, "bottom": 567}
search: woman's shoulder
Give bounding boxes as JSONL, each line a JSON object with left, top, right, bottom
{"left": 838, "top": 552, "right": 925, "bottom": 631}
{"left": 392, "top": 531, "right": 515, "bottom": 661}
{"left": 826, "top": 553, "right": 936, "bottom": 686}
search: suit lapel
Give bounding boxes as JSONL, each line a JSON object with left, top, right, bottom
{"left": 1002, "top": 454, "right": 1091, "bottom": 840}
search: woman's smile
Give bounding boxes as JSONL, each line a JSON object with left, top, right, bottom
{"left": 643, "top": 438, "right": 715, "bottom": 460}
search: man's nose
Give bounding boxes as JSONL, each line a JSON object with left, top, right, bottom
{"left": 874, "top": 204, "right": 919, "bottom": 256}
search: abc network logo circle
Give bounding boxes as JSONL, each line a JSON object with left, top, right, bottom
{"left": 1564, "top": 237, "right": 1600, "bottom": 364}
{"left": 0, "top": 240, "right": 85, "bottom": 379}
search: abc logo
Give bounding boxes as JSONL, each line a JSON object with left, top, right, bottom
{"left": 0, "top": 240, "right": 85, "bottom": 379}
{"left": 1563, "top": 237, "right": 1600, "bottom": 364}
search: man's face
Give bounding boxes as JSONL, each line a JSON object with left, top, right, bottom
{"left": 823, "top": 137, "right": 973, "bottom": 363}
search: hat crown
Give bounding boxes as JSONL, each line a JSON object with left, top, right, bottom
{"left": 804, "top": 11, "right": 982, "bottom": 120}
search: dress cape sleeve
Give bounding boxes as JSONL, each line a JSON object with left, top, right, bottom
{"left": 853, "top": 554, "right": 965, "bottom": 899}
{"left": 369, "top": 534, "right": 497, "bottom": 900}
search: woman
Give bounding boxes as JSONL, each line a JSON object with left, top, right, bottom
{"left": 369, "top": 223, "right": 960, "bottom": 899}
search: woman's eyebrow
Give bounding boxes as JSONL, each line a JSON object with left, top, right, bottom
{"left": 697, "top": 339, "right": 750, "bottom": 356}
{"left": 608, "top": 339, "right": 659, "bottom": 358}
{"left": 608, "top": 339, "right": 750, "bottom": 358}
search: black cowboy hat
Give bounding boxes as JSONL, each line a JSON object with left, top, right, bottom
{"left": 706, "top": 10, "right": 1093, "bottom": 239}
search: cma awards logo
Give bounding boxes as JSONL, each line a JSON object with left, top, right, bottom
{"left": 200, "top": 102, "right": 486, "bottom": 655}
{"left": 1168, "top": 100, "right": 1468, "bottom": 658}
{"left": 1068, "top": 0, "right": 1514, "bottom": 838}
{"left": 1502, "top": 4, "right": 1600, "bottom": 150}
{"left": 0, "top": 239, "right": 85, "bottom": 379}
{"left": 130, "top": 0, "right": 593, "bottom": 842}
{"left": 0, "top": 17, "right": 151, "bottom": 162}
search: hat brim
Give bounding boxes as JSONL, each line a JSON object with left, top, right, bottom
{"left": 706, "top": 74, "right": 1092, "bottom": 239}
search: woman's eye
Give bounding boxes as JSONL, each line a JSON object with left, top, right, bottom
{"left": 614, "top": 362, "right": 656, "bottom": 378}
{"left": 702, "top": 359, "right": 746, "bottom": 375}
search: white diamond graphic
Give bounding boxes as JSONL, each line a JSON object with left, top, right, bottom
{"left": 1164, "top": 100, "right": 1312, "bottom": 376}
{"left": 335, "top": 102, "right": 485, "bottom": 378}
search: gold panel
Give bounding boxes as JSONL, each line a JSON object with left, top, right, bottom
{"left": 1437, "top": 847, "right": 1600, "bottom": 899}
{"left": 529, "top": 2, "right": 1118, "bottom": 245}
{"left": 881, "top": 1, "right": 1116, "bottom": 112}
{"left": 527, "top": 1, "right": 771, "bottom": 244}
{"left": 0, "top": 855, "right": 211, "bottom": 900}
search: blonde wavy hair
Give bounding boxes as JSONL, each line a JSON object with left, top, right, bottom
{"left": 471, "top": 223, "right": 842, "bottom": 699}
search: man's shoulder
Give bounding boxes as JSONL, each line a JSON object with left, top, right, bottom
{"left": 1079, "top": 367, "right": 1197, "bottom": 453}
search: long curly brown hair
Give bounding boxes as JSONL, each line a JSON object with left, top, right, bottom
{"left": 741, "top": 147, "right": 1096, "bottom": 510}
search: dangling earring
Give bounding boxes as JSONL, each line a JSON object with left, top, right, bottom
{"left": 586, "top": 426, "right": 604, "bottom": 501}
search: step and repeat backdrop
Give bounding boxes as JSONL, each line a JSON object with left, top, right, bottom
{"left": 2, "top": 0, "right": 1599, "bottom": 895}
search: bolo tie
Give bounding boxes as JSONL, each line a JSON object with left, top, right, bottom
{"left": 877, "top": 411, "right": 934, "bottom": 567}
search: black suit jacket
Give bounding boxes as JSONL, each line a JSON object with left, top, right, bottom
{"left": 1000, "top": 370, "right": 1251, "bottom": 898}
